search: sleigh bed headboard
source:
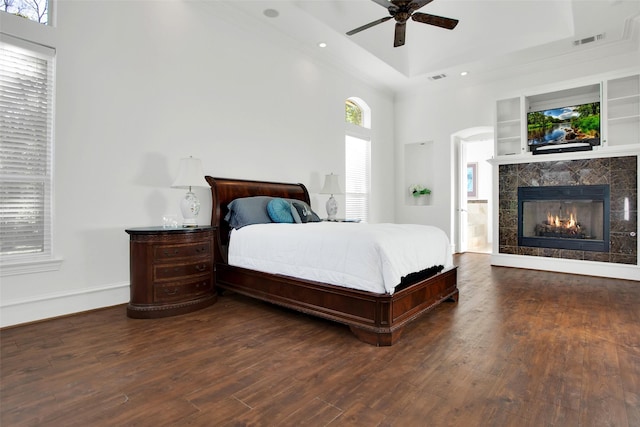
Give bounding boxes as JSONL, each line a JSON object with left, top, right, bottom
{"left": 205, "top": 176, "right": 310, "bottom": 261}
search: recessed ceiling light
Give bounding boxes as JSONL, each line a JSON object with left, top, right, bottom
{"left": 460, "top": 71, "right": 468, "bottom": 76}
{"left": 263, "top": 9, "right": 279, "bottom": 18}
{"left": 318, "top": 42, "right": 327, "bottom": 48}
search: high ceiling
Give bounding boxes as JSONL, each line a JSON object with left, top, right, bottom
{"left": 224, "top": 0, "right": 640, "bottom": 91}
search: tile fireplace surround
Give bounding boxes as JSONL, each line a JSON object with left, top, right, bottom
{"left": 498, "top": 155, "right": 637, "bottom": 265}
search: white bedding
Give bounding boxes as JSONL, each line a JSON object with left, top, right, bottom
{"left": 228, "top": 222, "right": 453, "bottom": 295}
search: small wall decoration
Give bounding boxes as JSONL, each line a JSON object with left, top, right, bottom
{"left": 467, "top": 163, "right": 477, "bottom": 198}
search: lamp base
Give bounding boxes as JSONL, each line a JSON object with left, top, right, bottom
{"left": 180, "top": 190, "right": 201, "bottom": 227}
{"left": 326, "top": 195, "right": 338, "bottom": 221}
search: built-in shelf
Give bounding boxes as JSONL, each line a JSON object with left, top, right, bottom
{"left": 609, "top": 94, "right": 640, "bottom": 103}
{"left": 495, "top": 97, "right": 524, "bottom": 156}
{"left": 607, "top": 75, "right": 640, "bottom": 147}
{"left": 609, "top": 115, "right": 640, "bottom": 123}
{"left": 494, "top": 73, "right": 640, "bottom": 159}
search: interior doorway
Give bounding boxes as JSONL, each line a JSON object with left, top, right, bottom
{"left": 451, "top": 127, "right": 494, "bottom": 254}
{"left": 464, "top": 139, "right": 493, "bottom": 253}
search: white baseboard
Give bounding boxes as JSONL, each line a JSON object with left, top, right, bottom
{"left": 0, "top": 282, "right": 130, "bottom": 328}
{"left": 491, "top": 254, "right": 640, "bottom": 281}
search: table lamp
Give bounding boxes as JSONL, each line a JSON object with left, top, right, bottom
{"left": 171, "top": 156, "right": 208, "bottom": 227}
{"left": 320, "top": 173, "right": 342, "bottom": 221}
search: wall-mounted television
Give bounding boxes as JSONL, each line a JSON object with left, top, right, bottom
{"left": 527, "top": 102, "right": 600, "bottom": 154}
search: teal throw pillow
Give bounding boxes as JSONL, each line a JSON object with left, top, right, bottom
{"left": 267, "top": 198, "right": 295, "bottom": 223}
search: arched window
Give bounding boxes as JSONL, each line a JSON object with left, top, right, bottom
{"left": 345, "top": 97, "right": 371, "bottom": 222}
{"left": 345, "top": 99, "right": 363, "bottom": 126}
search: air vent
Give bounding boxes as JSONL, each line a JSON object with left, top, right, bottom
{"left": 429, "top": 74, "right": 447, "bottom": 81}
{"left": 573, "top": 33, "right": 605, "bottom": 46}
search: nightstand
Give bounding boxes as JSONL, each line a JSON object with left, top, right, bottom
{"left": 125, "top": 226, "right": 217, "bottom": 318}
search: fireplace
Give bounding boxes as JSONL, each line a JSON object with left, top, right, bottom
{"left": 518, "top": 185, "right": 610, "bottom": 252}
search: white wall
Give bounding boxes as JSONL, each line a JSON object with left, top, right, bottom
{"left": 0, "top": 1, "right": 395, "bottom": 327}
{"left": 394, "top": 83, "right": 498, "bottom": 233}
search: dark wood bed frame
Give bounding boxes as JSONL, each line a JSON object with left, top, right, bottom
{"left": 206, "top": 176, "right": 459, "bottom": 346}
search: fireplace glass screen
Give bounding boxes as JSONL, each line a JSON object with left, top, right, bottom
{"left": 518, "top": 185, "right": 609, "bottom": 252}
{"left": 522, "top": 200, "right": 604, "bottom": 240}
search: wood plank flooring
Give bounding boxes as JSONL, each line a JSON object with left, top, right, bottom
{"left": 2, "top": 253, "right": 639, "bottom": 426}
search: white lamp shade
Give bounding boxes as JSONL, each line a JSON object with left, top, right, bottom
{"left": 171, "top": 157, "right": 208, "bottom": 189}
{"left": 320, "top": 173, "right": 342, "bottom": 195}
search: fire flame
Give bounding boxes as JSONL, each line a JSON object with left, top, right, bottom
{"left": 546, "top": 212, "right": 578, "bottom": 229}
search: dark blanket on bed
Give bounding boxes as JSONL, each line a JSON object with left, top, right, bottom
{"left": 395, "top": 265, "right": 445, "bottom": 293}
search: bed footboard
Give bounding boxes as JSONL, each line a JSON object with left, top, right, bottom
{"left": 216, "top": 263, "right": 458, "bottom": 346}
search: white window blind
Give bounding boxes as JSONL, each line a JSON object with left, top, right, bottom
{"left": 345, "top": 134, "right": 370, "bottom": 222}
{"left": 0, "top": 37, "right": 55, "bottom": 259}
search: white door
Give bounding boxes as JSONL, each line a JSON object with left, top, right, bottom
{"left": 458, "top": 141, "right": 469, "bottom": 253}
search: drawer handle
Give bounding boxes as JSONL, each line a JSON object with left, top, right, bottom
{"left": 163, "top": 249, "right": 180, "bottom": 256}
{"left": 163, "top": 288, "right": 179, "bottom": 296}
{"left": 195, "top": 281, "right": 208, "bottom": 288}
{"left": 195, "top": 264, "right": 207, "bottom": 272}
{"left": 195, "top": 246, "right": 207, "bottom": 253}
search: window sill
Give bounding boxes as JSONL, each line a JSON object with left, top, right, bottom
{"left": 1, "top": 257, "right": 63, "bottom": 277}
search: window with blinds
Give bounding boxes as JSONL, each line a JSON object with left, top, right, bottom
{"left": 0, "top": 37, "right": 55, "bottom": 260}
{"left": 345, "top": 134, "right": 370, "bottom": 222}
{"left": 344, "top": 97, "right": 371, "bottom": 222}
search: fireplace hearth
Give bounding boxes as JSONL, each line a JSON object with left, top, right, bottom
{"left": 518, "top": 185, "right": 610, "bottom": 252}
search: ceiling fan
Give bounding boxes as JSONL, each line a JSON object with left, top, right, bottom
{"left": 346, "top": 0, "right": 459, "bottom": 48}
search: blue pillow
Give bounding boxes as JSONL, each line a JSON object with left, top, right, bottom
{"left": 267, "top": 198, "right": 295, "bottom": 223}
{"left": 224, "top": 196, "right": 273, "bottom": 229}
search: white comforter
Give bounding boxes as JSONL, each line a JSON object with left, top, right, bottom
{"left": 228, "top": 222, "right": 453, "bottom": 295}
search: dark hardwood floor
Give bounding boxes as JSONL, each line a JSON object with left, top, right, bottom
{"left": 2, "top": 253, "right": 639, "bottom": 426}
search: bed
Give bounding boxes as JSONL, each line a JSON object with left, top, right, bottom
{"left": 206, "top": 176, "right": 458, "bottom": 346}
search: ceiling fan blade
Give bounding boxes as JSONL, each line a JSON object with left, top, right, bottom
{"left": 370, "top": 0, "right": 393, "bottom": 8}
{"left": 394, "top": 22, "right": 407, "bottom": 47}
{"left": 409, "top": 0, "right": 434, "bottom": 12}
{"left": 411, "top": 12, "right": 459, "bottom": 30}
{"left": 346, "top": 16, "right": 393, "bottom": 36}
{"left": 372, "top": 0, "right": 400, "bottom": 13}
